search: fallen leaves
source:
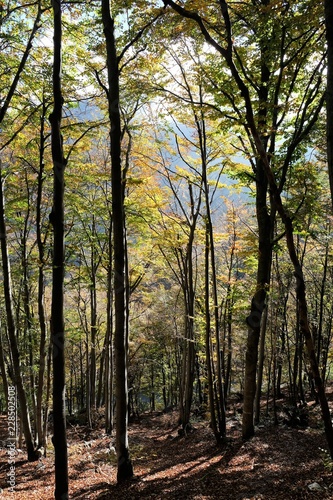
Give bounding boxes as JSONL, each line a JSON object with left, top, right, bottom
{"left": 0, "top": 406, "right": 332, "bottom": 499}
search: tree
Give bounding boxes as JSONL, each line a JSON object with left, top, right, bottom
{"left": 0, "top": 165, "right": 38, "bottom": 461}
{"left": 325, "top": 0, "right": 333, "bottom": 208}
{"left": 101, "top": 0, "right": 134, "bottom": 482}
{"left": 101, "top": 0, "right": 163, "bottom": 481}
{"left": 1, "top": 0, "right": 333, "bottom": 486}
{"left": 49, "top": 0, "right": 68, "bottom": 497}
{"left": 163, "top": 0, "right": 328, "bottom": 441}
{"left": 0, "top": 0, "right": 43, "bottom": 462}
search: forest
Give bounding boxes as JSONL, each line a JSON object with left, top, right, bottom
{"left": 1, "top": 0, "right": 333, "bottom": 498}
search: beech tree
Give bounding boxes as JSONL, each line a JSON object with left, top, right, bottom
{"left": 100, "top": 0, "right": 164, "bottom": 481}
{"left": 49, "top": 0, "right": 68, "bottom": 496}
{"left": 163, "top": 0, "right": 329, "bottom": 442}
{"left": 0, "top": 0, "right": 44, "bottom": 461}
{"left": 101, "top": 0, "right": 132, "bottom": 482}
{"left": 0, "top": 166, "right": 38, "bottom": 461}
{"left": 2, "top": 2, "right": 333, "bottom": 490}
{"left": 325, "top": 0, "right": 333, "bottom": 208}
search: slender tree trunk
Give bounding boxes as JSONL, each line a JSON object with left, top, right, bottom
{"left": 105, "top": 218, "right": 113, "bottom": 434}
{"left": 97, "top": 336, "right": 106, "bottom": 407}
{"left": 79, "top": 342, "right": 85, "bottom": 410}
{"left": 179, "top": 290, "right": 196, "bottom": 429}
{"left": 325, "top": 0, "right": 333, "bottom": 208}
{"left": 0, "top": 167, "right": 37, "bottom": 461}
{"left": 254, "top": 303, "right": 268, "bottom": 425}
{"left": 198, "top": 97, "right": 226, "bottom": 437}
{"left": 174, "top": 186, "right": 199, "bottom": 429}
{"left": 36, "top": 110, "right": 48, "bottom": 449}
{"left": 102, "top": 0, "right": 133, "bottom": 482}
{"left": 322, "top": 315, "right": 333, "bottom": 383}
{"left": 85, "top": 328, "right": 92, "bottom": 428}
{"left": 204, "top": 225, "right": 219, "bottom": 441}
{"left": 162, "top": 365, "right": 168, "bottom": 410}
{"left": 223, "top": 260, "right": 235, "bottom": 400}
{"left": 90, "top": 215, "right": 97, "bottom": 411}
{"left": 20, "top": 196, "right": 38, "bottom": 438}
{"left": 317, "top": 239, "right": 329, "bottom": 366}
{"left": 254, "top": 138, "right": 333, "bottom": 459}
{"left": 150, "top": 364, "right": 155, "bottom": 412}
{"left": 49, "top": 0, "right": 68, "bottom": 496}
{"left": 43, "top": 338, "right": 52, "bottom": 448}
{"left": 206, "top": 201, "right": 226, "bottom": 438}
{"left": 0, "top": 322, "right": 9, "bottom": 411}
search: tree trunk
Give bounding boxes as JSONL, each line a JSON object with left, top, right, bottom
{"left": 0, "top": 321, "right": 9, "bottom": 411}
{"left": 97, "top": 335, "right": 106, "bottom": 408}
{"left": 19, "top": 178, "right": 39, "bottom": 441}
{"left": 101, "top": 0, "right": 133, "bottom": 482}
{"left": 105, "top": 218, "right": 113, "bottom": 434}
{"left": 43, "top": 338, "right": 52, "bottom": 448}
{"left": 79, "top": 342, "right": 85, "bottom": 410}
{"left": 242, "top": 24, "right": 274, "bottom": 438}
{"left": 177, "top": 183, "right": 200, "bottom": 429}
{"left": 254, "top": 136, "right": 333, "bottom": 459}
{"left": 223, "top": 292, "right": 233, "bottom": 400}
{"left": 200, "top": 96, "right": 226, "bottom": 437}
{"left": 254, "top": 303, "right": 268, "bottom": 425}
{"left": 85, "top": 326, "right": 92, "bottom": 428}
{"left": 242, "top": 158, "right": 273, "bottom": 439}
{"left": 49, "top": 0, "right": 68, "bottom": 497}
{"left": 150, "top": 364, "right": 155, "bottom": 412}
{"left": 325, "top": 0, "right": 333, "bottom": 208}
{"left": 204, "top": 225, "right": 219, "bottom": 441}
{"left": 36, "top": 108, "right": 49, "bottom": 450}
{"left": 90, "top": 215, "right": 97, "bottom": 411}
{"left": 179, "top": 289, "right": 196, "bottom": 429}
{"left": 316, "top": 238, "right": 329, "bottom": 367}
{"left": 0, "top": 166, "right": 37, "bottom": 461}
{"left": 208, "top": 210, "right": 226, "bottom": 438}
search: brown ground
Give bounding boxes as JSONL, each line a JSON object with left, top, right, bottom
{"left": 0, "top": 400, "right": 332, "bottom": 499}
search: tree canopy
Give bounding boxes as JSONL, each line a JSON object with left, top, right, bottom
{"left": 0, "top": 0, "right": 333, "bottom": 496}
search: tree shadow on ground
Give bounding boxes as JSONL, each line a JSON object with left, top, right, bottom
{"left": 74, "top": 422, "right": 332, "bottom": 500}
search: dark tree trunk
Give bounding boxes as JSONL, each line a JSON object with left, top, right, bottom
{"left": 0, "top": 168, "right": 37, "bottom": 461}
{"left": 49, "top": 0, "right": 68, "bottom": 497}
{"left": 97, "top": 334, "right": 106, "bottom": 408}
{"left": 85, "top": 326, "right": 92, "bottom": 428}
{"left": 105, "top": 217, "right": 113, "bottom": 434}
{"left": 20, "top": 196, "right": 37, "bottom": 432}
{"left": 36, "top": 104, "right": 49, "bottom": 449}
{"left": 89, "top": 215, "right": 98, "bottom": 411}
{"left": 325, "top": 0, "right": 333, "bottom": 208}
{"left": 254, "top": 303, "right": 268, "bottom": 425}
{"left": 256, "top": 138, "right": 333, "bottom": 459}
{"left": 43, "top": 339, "right": 53, "bottom": 447}
{"left": 176, "top": 181, "right": 201, "bottom": 429}
{"left": 242, "top": 158, "right": 273, "bottom": 439}
{"left": 204, "top": 225, "right": 219, "bottom": 441}
{"left": 101, "top": 0, "right": 133, "bottom": 482}
{"left": 0, "top": 324, "right": 8, "bottom": 410}
{"left": 198, "top": 93, "right": 226, "bottom": 439}
{"left": 0, "top": 0, "right": 42, "bottom": 464}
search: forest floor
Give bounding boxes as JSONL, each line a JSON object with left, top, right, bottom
{"left": 1, "top": 393, "right": 333, "bottom": 499}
